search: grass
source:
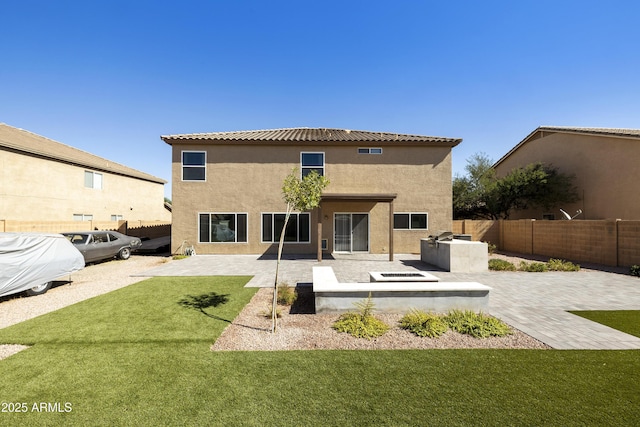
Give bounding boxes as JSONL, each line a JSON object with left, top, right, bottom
{"left": 569, "top": 310, "right": 640, "bottom": 338}
{"left": 1, "top": 277, "right": 639, "bottom": 426}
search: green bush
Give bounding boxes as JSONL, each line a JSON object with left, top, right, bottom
{"left": 519, "top": 261, "right": 548, "bottom": 272}
{"left": 277, "top": 283, "right": 297, "bottom": 305}
{"left": 547, "top": 258, "right": 580, "bottom": 271}
{"left": 332, "top": 294, "right": 389, "bottom": 339}
{"left": 399, "top": 309, "right": 449, "bottom": 338}
{"left": 262, "top": 306, "right": 281, "bottom": 318}
{"left": 630, "top": 265, "right": 640, "bottom": 277}
{"left": 488, "top": 259, "right": 516, "bottom": 271}
{"left": 445, "top": 310, "right": 512, "bottom": 338}
{"left": 485, "top": 241, "right": 497, "bottom": 255}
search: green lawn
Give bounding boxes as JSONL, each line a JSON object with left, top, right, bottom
{"left": 570, "top": 310, "right": 640, "bottom": 338}
{"left": 1, "top": 277, "right": 639, "bottom": 426}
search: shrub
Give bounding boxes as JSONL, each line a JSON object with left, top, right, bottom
{"left": 262, "top": 306, "right": 281, "bottom": 318}
{"left": 519, "top": 261, "right": 548, "bottom": 272}
{"left": 485, "top": 241, "right": 497, "bottom": 255}
{"left": 488, "top": 259, "right": 516, "bottom": 271}
{"left": 277, "top": 283, "right": 297, "bottom": 305}
{"left": 400, "top": 309, "right": 449, "bottom": 338}
{"left": 547, "top": 258, "right": 580, "bottom": 271}
{"left": 630, "top": 265, "right": 640, "bottom": 277}
{"left": 445, "top": 310, "right": 512, "bottom": 338}
{"left": 332, "top": 294, "right": 389, "bottom": 339}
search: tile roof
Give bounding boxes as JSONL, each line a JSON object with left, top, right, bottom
{"left": 536, "top": 126, "right": 640, "bottom": 138}
{"left": 493, "top": 125, "right": 640, "bottom": 168}
{"left": 161, "top": 127, "right": 462, "bottom": 146}
{"left": 0, "top": 123, "right": 166, "bottom": 184}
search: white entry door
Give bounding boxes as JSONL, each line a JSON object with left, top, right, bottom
{"left": 334, "top": 213, "right": 369, "bottom": 252}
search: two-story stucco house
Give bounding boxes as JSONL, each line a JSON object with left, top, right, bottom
{"left": 0, "top": 123, "right": 171, "bottom": 223}
{"left": 493, "top": 126, "right": 640, "bottom": 220}
{"left": 162, "top": 128, "right": 461, "bottom": 259}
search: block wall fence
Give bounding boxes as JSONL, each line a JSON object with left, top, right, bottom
{"left": 0, "top": 220, "right": 171, "bottom": 240}
{"left": 453, "top": 219, "right": 640, "bottom": 268}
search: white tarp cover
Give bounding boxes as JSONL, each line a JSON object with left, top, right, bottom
{"left": 0, "top": 233, "right": 85, "bottom": 298}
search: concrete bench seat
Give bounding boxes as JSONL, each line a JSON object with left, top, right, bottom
{"left": 313, "top": 266, "right": 491, "bottom": 314}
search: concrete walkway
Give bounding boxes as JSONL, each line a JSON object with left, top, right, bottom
{"left": 140, "top": 254, "right": 640, "bottom": 350}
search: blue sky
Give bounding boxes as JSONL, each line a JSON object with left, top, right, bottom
{"left": 2, "top": 1, "right": 640, "bottom": 199}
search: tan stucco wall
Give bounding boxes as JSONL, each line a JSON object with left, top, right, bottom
{"left": 171, "top": 142, "right": 453, "bottom": 255}
{"left": 0, "top": 149, "right": 171, "bottom": 222}
{"left": 494, "top": 132, "right": 640, "bottom": 220}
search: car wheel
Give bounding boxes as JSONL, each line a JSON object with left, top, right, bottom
{"left": 118, "top": 247, "right": 131, "bottom": 260}
{"left": 25, "top": 282, "right": 52, "bottom": 296}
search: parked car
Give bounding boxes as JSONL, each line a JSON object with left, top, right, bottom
{"left": 62, "top": 231, "right": 142, "bottom": 263}
{"left": 0, "top": 233, "right": 85, "bottom": 298}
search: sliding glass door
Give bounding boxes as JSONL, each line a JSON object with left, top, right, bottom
{"left": 334, "top": 213, "right": 369, "bottom": 253}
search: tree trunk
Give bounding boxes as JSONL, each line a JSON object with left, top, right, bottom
{"left": 272, "top": 205, "right": 292, "bottom": 333}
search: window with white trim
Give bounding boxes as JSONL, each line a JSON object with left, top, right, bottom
{"left": 199, "top": 213, "right": 247, "bottom": 243}
{"left": 84, "top": 171, "right": 102, "bottom": 189}
{"left": 301, "top": 152, "right": 324, "bottom": 177}
{"left": 182, "top": 151, "right": 206, "bottom": 181}
{"left": 262, "top": 213, "right": 310, "bottom": 243}
{"left": 393, "top": 213, "right": 428, "bottom": 230}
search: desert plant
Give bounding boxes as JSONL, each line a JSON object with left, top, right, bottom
{"left": 400, "top": 309, "right": 449, "bottom": 338}
{"left": 277, "top": 283, "right": 297, "bottom": 305}
{"left": 488, "top": 259, "right": 516, "bottom": 271}
{"left": 445, "top": 310, "right": 512, "bottom": 338}
{"left": 547, "top": 258, "right": 580, "bottom": 271}
{"left": 485, "top": 241, "right": 497, "bottom": 255}
{"left": 519, "top": 261, "right": 548, "bottom": 272}
{"left": 332, "top": 294, "right": 389, "bottom": 339}
{"left": 262, "top": 306, "right": 282, "bottom": 319}
{"left": 629, "top": 265, "right": 640, "bottom": 277}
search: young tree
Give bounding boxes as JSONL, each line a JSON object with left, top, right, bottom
{"left": 271, "top": 168, "right": 329, "bottom": 332}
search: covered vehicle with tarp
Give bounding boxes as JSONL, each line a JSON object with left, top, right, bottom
{"left": 0, "top": 233, "right": 85, "bottom": 298}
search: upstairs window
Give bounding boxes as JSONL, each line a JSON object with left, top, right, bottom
{"left": 358, "top": 147, "right": 383, "bottom": 154}
{"left": 84, "top": 171, "right": 102, "bottom": 189}
{"left": 301, "top": 152, "right": 324, "bottom": 177}
{"left": 182, "top": 151, "right": 206, "bottom": 181}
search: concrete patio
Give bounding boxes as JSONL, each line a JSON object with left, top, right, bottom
{"left": 140, "top": 253, "right": 640, "bottom": 350}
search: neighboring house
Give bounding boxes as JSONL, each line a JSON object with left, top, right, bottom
{"left": 493, "top": 126, "right": 640, "bottom": 220}
{"left": 162, "top": 128, "right": 461, "bottom": 258}
{"left": 0, "top": 123, "right": 171, "bottom": 223}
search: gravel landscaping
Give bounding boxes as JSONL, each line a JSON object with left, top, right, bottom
{"left": 211, "top": 286, "right": 550, "bottom": 351}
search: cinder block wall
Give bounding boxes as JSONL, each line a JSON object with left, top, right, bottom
{"left": 452, "top": 219, "right": 640, "bottom": 267}
{"left": 618, "top": 221, "right": 640, "bottom": 267}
